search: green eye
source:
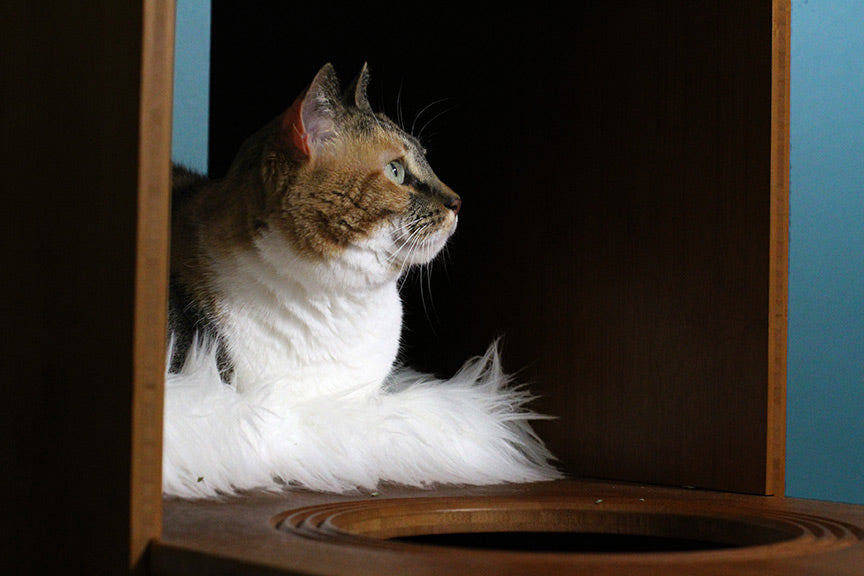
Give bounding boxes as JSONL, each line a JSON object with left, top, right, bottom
{"left": 385, "top": 160, "right": 406, "bottom": 185}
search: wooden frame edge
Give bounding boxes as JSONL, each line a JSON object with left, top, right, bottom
{"left": 767, "top": 0, "right": 791, "bottom": 497}
{"left": 131, "top": 0, "right": 175, "bottom": 571}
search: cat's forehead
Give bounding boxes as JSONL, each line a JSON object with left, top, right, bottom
{"left": 347, "top": 110, "right": 426, "bottom": 154}
{"left": 380, "top": 116, "right": 426, "bottom": 154}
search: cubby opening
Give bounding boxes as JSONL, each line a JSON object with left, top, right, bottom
{"left": 206, "top": 1, "right": 784, "bottom": 496}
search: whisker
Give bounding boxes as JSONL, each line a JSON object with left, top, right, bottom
{"left": 415, "top": 261, "right": 434, "bottom": 339}
{"left": 396, "top": 76, "right": 406, "bottom": 130}
{"left": 387, "top": 219, "right": 427, "bottom": 276}
{"left": 411, "top": 97, "right": 454, "bottom": 138}
{"left": 417, "top": 103, "right": 457, "bottom": 143}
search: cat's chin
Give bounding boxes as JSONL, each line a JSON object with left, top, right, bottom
{"left": 387, "top": 221, "right": 457, "bottom": 269}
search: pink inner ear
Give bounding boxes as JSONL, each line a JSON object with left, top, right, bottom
{"left": 280, "top": 96, "right": 311, "bottom": 157}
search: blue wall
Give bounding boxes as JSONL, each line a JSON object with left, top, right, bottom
{"left": 171, "top": 0, "right": 210, "bottom": 173}
{"left": 169, "top": 2, "right": 864, "bottom": 503}
{"left": 787, "top": 0, "right": 864, "bottom": 504}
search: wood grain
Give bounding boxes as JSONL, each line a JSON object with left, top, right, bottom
{"left": 130, "top": 0, "right": 174, "bottom": 572}
{"left": 766, "top": 0, "right": 791, "bottom": 497}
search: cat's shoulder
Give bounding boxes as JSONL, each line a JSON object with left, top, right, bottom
{"left": 172, "top": 163, "right": 209, "bottom": 205}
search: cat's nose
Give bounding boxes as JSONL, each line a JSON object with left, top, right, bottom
{"left": 445, "top": 195, "right": 461, "bottom": 215}
{"left": 435, "top": 181, "right": 461, "bottom": 215}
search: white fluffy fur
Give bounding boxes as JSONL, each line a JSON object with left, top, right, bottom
{"left": 163, "top": 221, "right": 561, "bottom": 498}
{"left": 163, "top": 340, "right": 561, "bottom": 498}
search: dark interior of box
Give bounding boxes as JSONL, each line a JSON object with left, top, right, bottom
{"left": 207, "top": 2, "right": 773, "bottom": 494}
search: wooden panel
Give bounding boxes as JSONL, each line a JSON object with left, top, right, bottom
{"left": 208, "top": 1, "right": 785, "bottom": 494}
{"left": 1, "top": 1, "right": 172, "bottom": 573}
{"left": 469, "top": 2, "right": 776, "bottom": 495}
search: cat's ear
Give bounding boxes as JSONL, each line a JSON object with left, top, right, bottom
{"left": 342, "top": 63, "right": 372, "bottom": 113}
{"left": 280, "top": 63, "right": 343, "bottom": 157}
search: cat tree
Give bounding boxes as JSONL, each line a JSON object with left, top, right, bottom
{"left": 9, "top": 1, "right": 862, "bottom": 574}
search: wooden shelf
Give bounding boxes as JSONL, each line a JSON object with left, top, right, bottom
{"left": 154, "top": 479, "right": 864, "bottom": 575}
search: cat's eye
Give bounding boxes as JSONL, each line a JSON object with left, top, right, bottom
{"left": 385, "top": 160, "right": 406, "bottom": 185}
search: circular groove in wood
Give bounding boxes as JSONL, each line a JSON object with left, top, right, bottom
{"left": 275, "top": 495, "right": 864, "bottom": 564}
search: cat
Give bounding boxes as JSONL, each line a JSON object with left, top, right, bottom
{"left": 163, "top": 63, "right": 561, "bottom": 497}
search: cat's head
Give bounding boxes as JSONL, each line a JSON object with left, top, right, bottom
{"left": 233, "top": 63, "right": 461, "bottom": 278}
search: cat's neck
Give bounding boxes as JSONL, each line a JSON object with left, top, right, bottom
{"left": 210, "top": 227, "right": 404, "bottom": 397}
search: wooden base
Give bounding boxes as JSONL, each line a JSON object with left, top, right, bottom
{"left": 154, "top": 479, "right": 864, "bottom": 575}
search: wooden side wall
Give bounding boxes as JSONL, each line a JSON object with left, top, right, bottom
{"left": 1, "top": 1, "right": 173, "bottom": 572}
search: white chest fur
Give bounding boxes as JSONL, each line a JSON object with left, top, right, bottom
{"left": 211, "top": 228, "right": 403, "bottom": 397}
